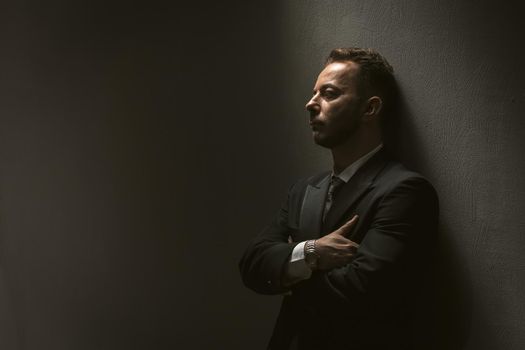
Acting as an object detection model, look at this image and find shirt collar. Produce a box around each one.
[332,143,383,183]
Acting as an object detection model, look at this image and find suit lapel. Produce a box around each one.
[298,172,331,239]
[322,149,389,233]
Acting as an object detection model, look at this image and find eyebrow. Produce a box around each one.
[313,83,341,94]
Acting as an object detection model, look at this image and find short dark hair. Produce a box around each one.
[325,47,396,116]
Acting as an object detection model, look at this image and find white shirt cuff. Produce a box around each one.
[285,241,312,284]
[291,241,307,262]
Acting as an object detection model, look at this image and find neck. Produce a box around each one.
[330,131,382,174]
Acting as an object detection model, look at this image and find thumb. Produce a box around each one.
[335,215,359,237]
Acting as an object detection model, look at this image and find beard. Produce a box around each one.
[312,117,361,149]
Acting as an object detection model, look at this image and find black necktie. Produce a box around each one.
[323,176,345,222]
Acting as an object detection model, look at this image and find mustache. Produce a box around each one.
[309,111,321,122]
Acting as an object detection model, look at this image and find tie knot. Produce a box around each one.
[328,176,345,197]
[323,176,345,223]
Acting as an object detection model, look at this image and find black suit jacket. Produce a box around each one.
[239,149,439,350]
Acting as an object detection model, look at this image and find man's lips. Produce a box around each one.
[309,121,323,130]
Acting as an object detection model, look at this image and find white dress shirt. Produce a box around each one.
[284,143,383,285]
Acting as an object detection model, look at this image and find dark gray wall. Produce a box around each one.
[0,1,524,350]
[274,2,525,350]
[0,1,286,349]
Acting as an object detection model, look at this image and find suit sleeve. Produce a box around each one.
[239,182,301,295]
[301,176,439,313]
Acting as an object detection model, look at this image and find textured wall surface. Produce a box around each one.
[272,1,525,349]
[0,1,523,349]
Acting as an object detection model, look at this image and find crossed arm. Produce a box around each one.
[239,176,439,309]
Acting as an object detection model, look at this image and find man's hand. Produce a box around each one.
[314,215,360,271]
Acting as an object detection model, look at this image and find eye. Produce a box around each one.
[322,88,340,100]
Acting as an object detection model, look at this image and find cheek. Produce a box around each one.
[324,104,349,125]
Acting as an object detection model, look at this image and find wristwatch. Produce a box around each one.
[304,239,319,270]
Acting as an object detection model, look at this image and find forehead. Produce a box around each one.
[314,61,360,89]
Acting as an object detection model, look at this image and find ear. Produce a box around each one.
[363,96,383,119]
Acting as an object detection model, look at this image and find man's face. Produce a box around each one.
[306,61,366,148]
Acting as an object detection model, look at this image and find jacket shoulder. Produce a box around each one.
[374,160,437,195]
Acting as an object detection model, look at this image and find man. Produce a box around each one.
[239,48,439,350]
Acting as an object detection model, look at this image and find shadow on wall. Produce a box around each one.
[384,83,472,349]
[413,222,472,349]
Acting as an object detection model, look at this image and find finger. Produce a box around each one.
[333,254,355,268]
[341,249,358,262]
[331,249,356,259]
[348,240,360,249]
[335,215,359,236]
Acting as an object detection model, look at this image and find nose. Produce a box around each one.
[305,95,320,115]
